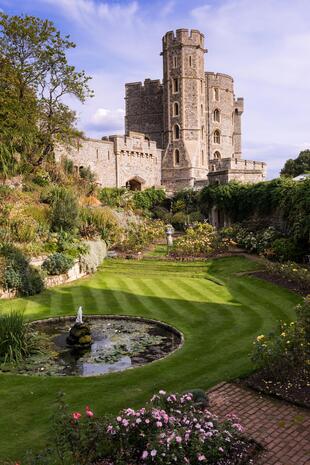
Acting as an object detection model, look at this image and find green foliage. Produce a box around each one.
[50,187,79,232]
[251,298,309,379]
[79,206,121,246]
[0,12,93,167]
[132,188,166,211]
[172,223,225,257]
[99,187,128,208]
[120,219,165,253]
[200,178,310,260]
[0,311,40,363]
[265,261,310,294]
[79,166,95,182]
[42,253,74,275]
[0,244,44,295]
[271,238,302,262]
[171,211,188,230]
[280,150,310,177]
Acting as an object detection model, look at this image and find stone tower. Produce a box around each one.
[161,29,208,191]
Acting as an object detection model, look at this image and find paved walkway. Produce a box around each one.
[208,383,310,465]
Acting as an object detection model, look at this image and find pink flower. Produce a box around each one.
[86,405,94,417]
[176,436,182,443]
[150,449,157,457]
[122,419,129,427]
[156,421,162,427]
[197,454,206,461]
[219,447,224,452]
[72,412,81,421]
[142,450,148,459]
[117,416,122,422]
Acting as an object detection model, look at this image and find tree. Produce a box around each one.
[0,13,93,166]
[280,150,310,177]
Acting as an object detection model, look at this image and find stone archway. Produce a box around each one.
[126,176,145,191]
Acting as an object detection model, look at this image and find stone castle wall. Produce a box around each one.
[55,132,162,189]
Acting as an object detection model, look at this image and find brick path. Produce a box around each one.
[208,383,310,465]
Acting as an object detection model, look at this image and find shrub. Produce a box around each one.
[99,187,128,208]
[171,211,188,230]
[79,207,122,246]
[25,391,251,465]
[79,166,96,182]
[120,219,165,253]
[172,223,224,257]
[271,237,302,262]
[132,188,166,211]
[0,311,41,364]
[50,187,79,232]
[0,245,44,296]
[265,261,310,294]
[42,253,74,275]
[251,298,309,380]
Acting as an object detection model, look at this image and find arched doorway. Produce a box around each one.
[125,176,145,191]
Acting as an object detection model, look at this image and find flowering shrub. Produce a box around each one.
[220,225,279,255]
[119,219,165,253]
[42,253,74,275]
[265,261,310,294]
[251,298,310,379]
[23,391,254,465]
[106,390,250,465]
[172,223,226,257]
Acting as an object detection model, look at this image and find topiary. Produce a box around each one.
[42,253,74,275]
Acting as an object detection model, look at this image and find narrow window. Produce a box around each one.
[96,148,99,160]
[175,149,180,165]
[174,124,180,140]
[189,55,192,67]
[213,109,220,122]
[214,87,219,101]
[201,126,204,138]
[201,150,204,165]
[201,104,203,114]
[213,130,220,144]
[173,102,179,116]
[173,78,179,93]
[214,151,221,159]
[173,55,177,68]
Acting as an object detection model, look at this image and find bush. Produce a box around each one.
[171,211,188,230]
[0,245,44,296]
[271,238,302,262]
[42,253,74,275]
[79,207,121,246]
[99,187,128,208]
[120,219,165,253]
[50,187,79,232]
[251,298,309,380]
[172,223,224,257]
[132,188,166,211]
[265,261,310,294]
[25,391,251,465]
[0,311,41,364]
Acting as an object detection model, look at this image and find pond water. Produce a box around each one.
[10,316,182,377]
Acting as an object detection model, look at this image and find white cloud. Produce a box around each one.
[88,107,125,133]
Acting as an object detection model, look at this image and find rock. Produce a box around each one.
[67,323,92,347]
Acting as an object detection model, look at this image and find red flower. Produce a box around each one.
[72,412,81,420]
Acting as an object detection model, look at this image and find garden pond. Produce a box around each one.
[1,316,182,376]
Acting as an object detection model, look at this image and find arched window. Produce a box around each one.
[173,78,179,93]
[173,102,179,116]
[214,151,221,159]
[213,109,220,122]
[175,149,180,165]
[174,124,180,140]
[213,130,220,144]
[214,87,219,101]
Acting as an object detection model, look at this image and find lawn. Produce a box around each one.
[0,256,300,461]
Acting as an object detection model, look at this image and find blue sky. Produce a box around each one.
[1,0,310,178]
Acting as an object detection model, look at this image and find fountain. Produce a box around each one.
[66,307,92,348]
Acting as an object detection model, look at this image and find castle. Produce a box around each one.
[56,29,266,192]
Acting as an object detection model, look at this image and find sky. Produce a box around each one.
[1,0,310,178]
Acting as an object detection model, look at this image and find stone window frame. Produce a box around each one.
[173,78,179,93]
[213,108,220,123]
[213,130,221,144]
[213,87,220,101]
[173,124,180,140]
[174,148,180,165]
[173,101,179,116]
[214,150,221,159]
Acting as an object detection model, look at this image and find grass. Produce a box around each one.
[0,256,300,461]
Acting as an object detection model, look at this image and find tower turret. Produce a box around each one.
[161,29,208,191]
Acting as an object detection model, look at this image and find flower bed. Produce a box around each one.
[23,391,259,465]
[244,298,310,408]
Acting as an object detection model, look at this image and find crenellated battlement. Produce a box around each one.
[125,79,163,95]
[163,28,205,49]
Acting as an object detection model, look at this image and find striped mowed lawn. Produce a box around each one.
[0,256,300,460]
